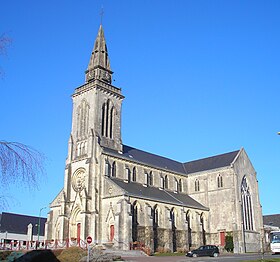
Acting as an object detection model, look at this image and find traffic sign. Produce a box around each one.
[86,236,92,244]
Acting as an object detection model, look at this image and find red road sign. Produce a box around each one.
[86,236,92,244]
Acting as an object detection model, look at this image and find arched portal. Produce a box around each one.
[69,207,82,241]
[54,221,61,241]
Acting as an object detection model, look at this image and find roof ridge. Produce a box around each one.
[184,150,240,174]
[184,149,240,164]
[123,144,183,164]
[164,190,185,205]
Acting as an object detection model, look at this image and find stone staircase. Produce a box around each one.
[79,248,147,262]
[103,249,147,257]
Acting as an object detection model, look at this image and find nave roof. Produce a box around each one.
[104,145,240,175]
[109,177,209,211]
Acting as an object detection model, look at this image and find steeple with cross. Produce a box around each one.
[72,25,124,154]
[85,24,113,84]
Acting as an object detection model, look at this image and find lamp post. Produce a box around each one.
[37,207,47,249]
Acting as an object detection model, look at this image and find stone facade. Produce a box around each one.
[45,25,263,254]
[186,149,263,253]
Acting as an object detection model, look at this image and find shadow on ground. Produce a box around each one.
[15,250,60,262]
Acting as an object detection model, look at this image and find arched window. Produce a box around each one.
[101,103,106,136]
[170,208,176,228]
[111,162,116,177]
[152,205,159,252]
[241,176,254,231]
[131,202,138,242]
[200,213,206,245]
[132,167,137,182]
[178,179,182,193]
[186,211,192,248]
[160,176,164,189]
[77,100,89,140]
[81,142,86,155]
[101,100,115,139]
[105,161,110,177]
[106,100,110,137]
[195,179,200,192]
[125,167,131,182]
[144,173,149,186]
[170,208,177,252]
[174,179,179,193]
[110,107,114,139]
[149,172,153,186]
[164,175,169,189]
[218,175,223,188]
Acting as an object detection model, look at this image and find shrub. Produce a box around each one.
[176,247,187,253]
[156,246,165,253]
[57,246,87,262]
[225,234,234,252]
[155,246,171,253]
[51,249,64,257]
[0,251,12,260]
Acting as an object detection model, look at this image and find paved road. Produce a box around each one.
[123,253,280,262]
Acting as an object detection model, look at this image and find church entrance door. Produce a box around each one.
[110,225,114,242]
[77,223,81,244]
[220,231,225,246]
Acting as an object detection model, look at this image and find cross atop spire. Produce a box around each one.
[85,25,112,84]
[100,7,104,25]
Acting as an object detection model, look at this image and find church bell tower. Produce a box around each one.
[47,25,124,242]
[69,25,124,160]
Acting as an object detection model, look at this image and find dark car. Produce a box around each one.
[186,245,219,257]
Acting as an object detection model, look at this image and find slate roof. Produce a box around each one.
[104,145,186,174]
[0,212,47,236]
[104,144,240,175]
[263,214,280,228]
[109,178,208,211]
[183,150,240,174]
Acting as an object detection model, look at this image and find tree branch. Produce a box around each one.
[0,141,45,189]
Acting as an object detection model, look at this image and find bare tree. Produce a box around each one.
[0,141,45,209]
[0,141,45,185]
[0,34,45,209]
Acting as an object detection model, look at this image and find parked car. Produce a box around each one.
[186,245,219,257]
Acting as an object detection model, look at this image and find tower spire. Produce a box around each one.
[85,25,112,83]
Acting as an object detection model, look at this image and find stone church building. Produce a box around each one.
[45,25,263,253]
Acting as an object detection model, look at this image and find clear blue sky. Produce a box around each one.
[1,0,279,218]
